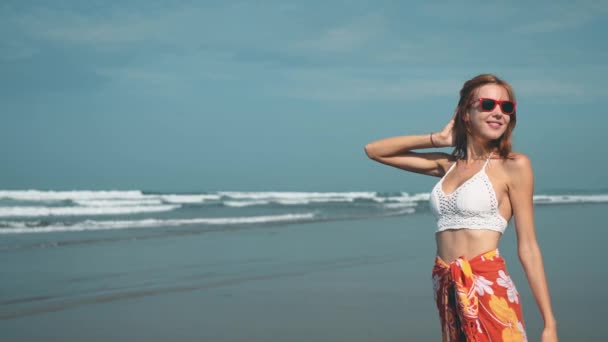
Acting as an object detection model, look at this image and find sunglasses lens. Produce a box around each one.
[480,99,496,111]
[501,101,515,114]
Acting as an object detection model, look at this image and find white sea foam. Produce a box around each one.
[533,194,608,204]
[0,205,180,218]
[223,200,271,207]
[0,212,317,234]
[1,190,606,210]
[383,202,418,209]
[382,207,416,215]
[160,194,221,203]
[74,199,164,207]
[219,192,362,207]
[0,190,219,205]
[362,192,424,204]
[218,191,421,206]
[409,192,432,201]
[0,190,147,201]
[216,192,608,205]
[218,191,378,201]
[0,189,446,208]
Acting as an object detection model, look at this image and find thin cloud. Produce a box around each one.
[514,10,595,33]
[267,67,461,102]
[1,1,606,105]
[265,66,608,103]
[513,1,607,33]
[13,6,195,44]
[290,14,386,53]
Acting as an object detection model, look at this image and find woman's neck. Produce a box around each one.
[464,145,495,163]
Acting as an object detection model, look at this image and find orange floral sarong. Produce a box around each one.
[432,249,527,342]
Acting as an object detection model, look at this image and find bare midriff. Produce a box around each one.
[435,228,502,263]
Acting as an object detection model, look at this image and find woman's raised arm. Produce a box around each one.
[364,112,456,177]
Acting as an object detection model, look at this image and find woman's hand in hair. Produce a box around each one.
[433,110,457,147]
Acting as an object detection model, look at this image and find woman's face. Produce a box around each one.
[464,84,512,141]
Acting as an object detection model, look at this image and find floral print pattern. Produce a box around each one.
[432,249,527,341]
[474,275,494,297]
[497,269,520,304]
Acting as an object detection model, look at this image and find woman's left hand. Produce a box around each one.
[540,326,558,342]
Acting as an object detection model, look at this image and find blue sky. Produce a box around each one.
[1,0,607,193]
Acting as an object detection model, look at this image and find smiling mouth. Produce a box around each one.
[487,122,502,128]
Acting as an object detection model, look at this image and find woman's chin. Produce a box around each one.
[480,132,504,142]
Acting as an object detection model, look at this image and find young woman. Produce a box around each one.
[364,74,557,341]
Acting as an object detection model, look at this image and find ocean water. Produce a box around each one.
[1,189,607,340]
[1,189,605,237]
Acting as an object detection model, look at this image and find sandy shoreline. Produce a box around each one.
[1,204,606,340]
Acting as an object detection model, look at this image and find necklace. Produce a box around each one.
[459,151,494,167]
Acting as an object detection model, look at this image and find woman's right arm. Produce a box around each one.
[364,114,456,177]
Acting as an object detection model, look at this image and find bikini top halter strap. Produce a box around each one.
[483,151,493,170]
[448,151,494,172]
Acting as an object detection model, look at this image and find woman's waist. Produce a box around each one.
[435,228,501,264]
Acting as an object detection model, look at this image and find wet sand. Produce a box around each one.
[1,204,605,341]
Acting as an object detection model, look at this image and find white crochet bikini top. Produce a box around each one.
[429,152,509,234]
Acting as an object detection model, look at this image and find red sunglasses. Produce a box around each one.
[472,98,516,115]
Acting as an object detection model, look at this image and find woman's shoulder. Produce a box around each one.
[500,151,534,175]
[501,151,531,164]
